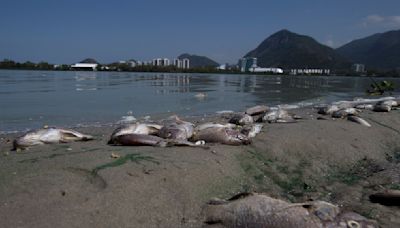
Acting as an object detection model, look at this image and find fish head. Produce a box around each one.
[327,212,378,228]
[158,126,187,140]
[226,129,251,145]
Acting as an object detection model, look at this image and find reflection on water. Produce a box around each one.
[1,70,399,133]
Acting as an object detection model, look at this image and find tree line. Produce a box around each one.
[1,59,399,77]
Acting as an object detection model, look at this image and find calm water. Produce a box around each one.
[1,70,399,133]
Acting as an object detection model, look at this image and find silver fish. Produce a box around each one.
[317,105,339,115]
[195,123,236,132]
[263,109,296,123]
[203,193,378,228]
[331,108,358,118]
[245,105,269,116]
[157,116,194,140]
[355,104,374,110]
[13,128,93,150]
[110,133,168,147]
[347,116,371,127]
[111,133,205,148]
[192,127,251,145]
[108,123,162,144]
[373,101,392,112]
[229,113,254,126]
[241,124,263,138]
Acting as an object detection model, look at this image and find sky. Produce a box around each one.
[1,0,400,64]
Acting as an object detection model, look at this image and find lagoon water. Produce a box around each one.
[1,70,399,133]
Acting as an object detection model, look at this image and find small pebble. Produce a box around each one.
[110,152,120,159]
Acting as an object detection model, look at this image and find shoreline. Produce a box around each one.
[1,68,400,78]
[1,104,400,227]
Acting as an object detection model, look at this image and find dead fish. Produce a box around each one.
[245,105,269,116]
[263,109,296,123]
[110,134,168,147]
[203,192,378,228]
[108,123,162,144]
[317,105,339,115]
[229,113,254,126]
[392,98,400,106]
[157,116,194,140]
[192,127,251,145]
[355,104,374,110]
[195,123,236,132]
[333,96,395,108]
[382,100,398,107]
[328,212,379,228]
[13,128,93,150]
[331,108,358,118]
[373,101,392,112]
[347,116,371,127]
[241,124,263,138]
[110,133,205,148]
[369,189,400,206]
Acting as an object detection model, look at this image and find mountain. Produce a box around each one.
[245,29,350,69]
[178,53,219,68]
[336,30,400,70]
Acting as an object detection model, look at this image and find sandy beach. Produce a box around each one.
[1,107,400,227]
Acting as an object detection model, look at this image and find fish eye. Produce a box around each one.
[347,220,360,228]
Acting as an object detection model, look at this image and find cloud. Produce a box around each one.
[365,15,384,24]
[325,39,335,48]
[324,34,334,47]
[362,14,400,28]
[325,39,334,47]
[390,16,400,24]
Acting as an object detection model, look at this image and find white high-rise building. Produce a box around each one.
[173,58,182,68]
[152,58,171,67]
[163,58,170,66]
[182,58,190,69]
[152,58,161,66]
[238,57,257,72]
[173,58,190,69]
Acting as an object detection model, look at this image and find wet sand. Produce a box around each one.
[1,108,400,227]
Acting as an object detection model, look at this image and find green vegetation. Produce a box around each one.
[0,59,56,70]
[327,157,382,185]
[0,58,240,73]
[367,79,395,95]
[236,148,315,199]
[177,53,219,68]
[18,148,102,163]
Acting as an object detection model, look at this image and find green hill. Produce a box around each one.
[178,53,219,68]
[336,30,400,70]
[245,29,350,70]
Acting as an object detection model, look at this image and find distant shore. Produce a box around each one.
[1,65,400,77]
[1,107,400,227]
